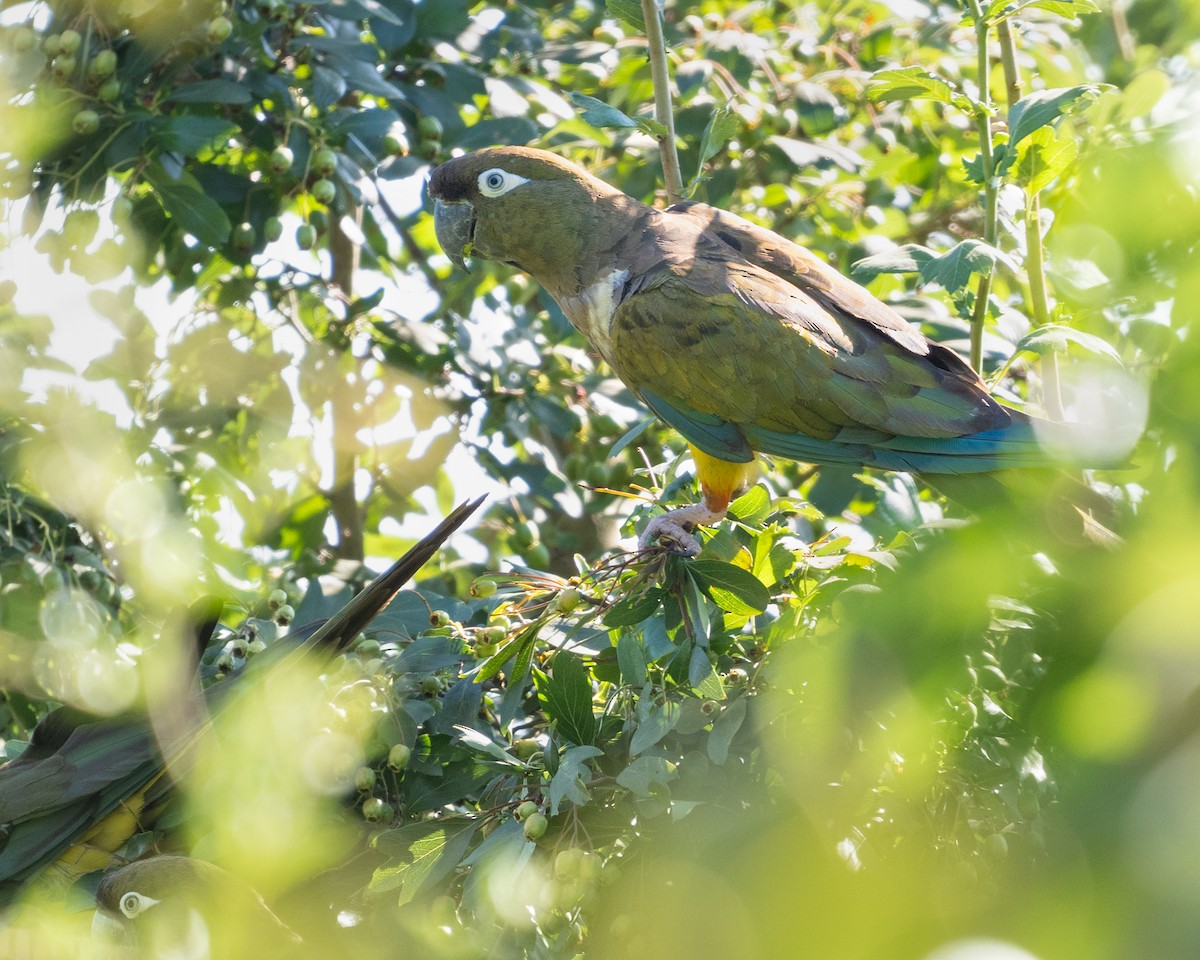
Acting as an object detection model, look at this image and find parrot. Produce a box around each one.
[0,497,483,906]
[428,147,1115,555]
[92,855,302,959]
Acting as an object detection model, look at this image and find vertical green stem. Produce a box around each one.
[996,18,1062,417]
[329,206,366,562]
[640,0,684,203]
[965,0,997,373]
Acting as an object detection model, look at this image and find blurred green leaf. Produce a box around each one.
[1008,85,1102,147]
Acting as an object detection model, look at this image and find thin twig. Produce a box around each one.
[965,0,998,373]
[640,0,684,202]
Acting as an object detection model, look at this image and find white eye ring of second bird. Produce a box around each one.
[477,168,530,197]
[119,891,160,918]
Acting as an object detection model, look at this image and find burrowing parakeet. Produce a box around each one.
[0,500,482,903]
[429,147,1100,554]
[93,855,301,959]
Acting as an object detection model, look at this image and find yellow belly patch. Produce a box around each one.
[688,445,757,509]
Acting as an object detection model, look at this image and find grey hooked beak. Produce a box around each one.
[433,198,475,270]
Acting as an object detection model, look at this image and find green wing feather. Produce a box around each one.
[608,212,1059,475]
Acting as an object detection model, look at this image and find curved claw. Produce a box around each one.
[638,502,730,557]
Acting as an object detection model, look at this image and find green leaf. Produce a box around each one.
[919,239,1015,294]
[1016,126,1078,194]
[452,724,523,765]
[165,79,253,104]
[867,67,968,110]
[851,243,938,282]
[537,652,597,746]
[728,484,772,525]
[1008,85,1100,147]
[616,756,678,797]
[629,700,680,755]
[547,744,603,814]
[605,590,662,627]
[145,168,231,246]
[164,116,238,157]
[752,533,796,588]
[369,821,477,904]
[1012,324,1122,362]
[475,624,538,683]
[688,646,725,701]
[616,631,648,686]
[696,103,738,175]
[606,0,646,30]
[986,0,1099,20]
[634,116,670,140]
[707,698,747,765]
[687,559,771,615]
[569,92,639,130]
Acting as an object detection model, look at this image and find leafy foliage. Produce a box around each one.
[0,0,1197,958]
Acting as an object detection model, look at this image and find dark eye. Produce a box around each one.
[485,172,504,190]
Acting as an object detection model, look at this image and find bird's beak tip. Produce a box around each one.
[433,198,476,274]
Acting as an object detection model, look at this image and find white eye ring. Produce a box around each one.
[119,891,160,919]
[477,168,529,198]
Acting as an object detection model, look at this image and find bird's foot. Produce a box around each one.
[639,503,729,557]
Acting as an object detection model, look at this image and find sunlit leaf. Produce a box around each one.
[1008,85,1102,147]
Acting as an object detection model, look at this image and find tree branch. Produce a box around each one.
[328,206,366,562]
[640,0,684,203]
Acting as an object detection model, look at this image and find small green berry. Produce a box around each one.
[523,811,548,841]
[273,602,294,626]
[417,115,443,140]
[58,29,81,54]
[419,675,444,696]
[387,744,411,771]
[232,221,255,249]
[429,609,451,628]
[295,224,316,249]
[514,738,540,760]
[11,26,36,53]
[354,766,377,792]
[553,587,581,615]
[52,54,77,81]
[87,49,117,79]
[42,33,61,57]
[382,131,409,156]
[97,78,120,102]
[263,216,283,241]
[72,109,99,135]
[311,177,336,204]
[247,638,268,656]
[311,147,337,176]
[554,848,584,881]
[514,800,539,822]
[355,637,381,657]
[207,15,233,43]
[267,587,288,610]
[362,797,393,823]
[269,145,293,173]
[483,625,506,644]
[471,578,497,599]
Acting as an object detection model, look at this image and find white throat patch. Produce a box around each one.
[563,269,628,366]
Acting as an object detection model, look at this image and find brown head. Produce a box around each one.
[427,146,648,300]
